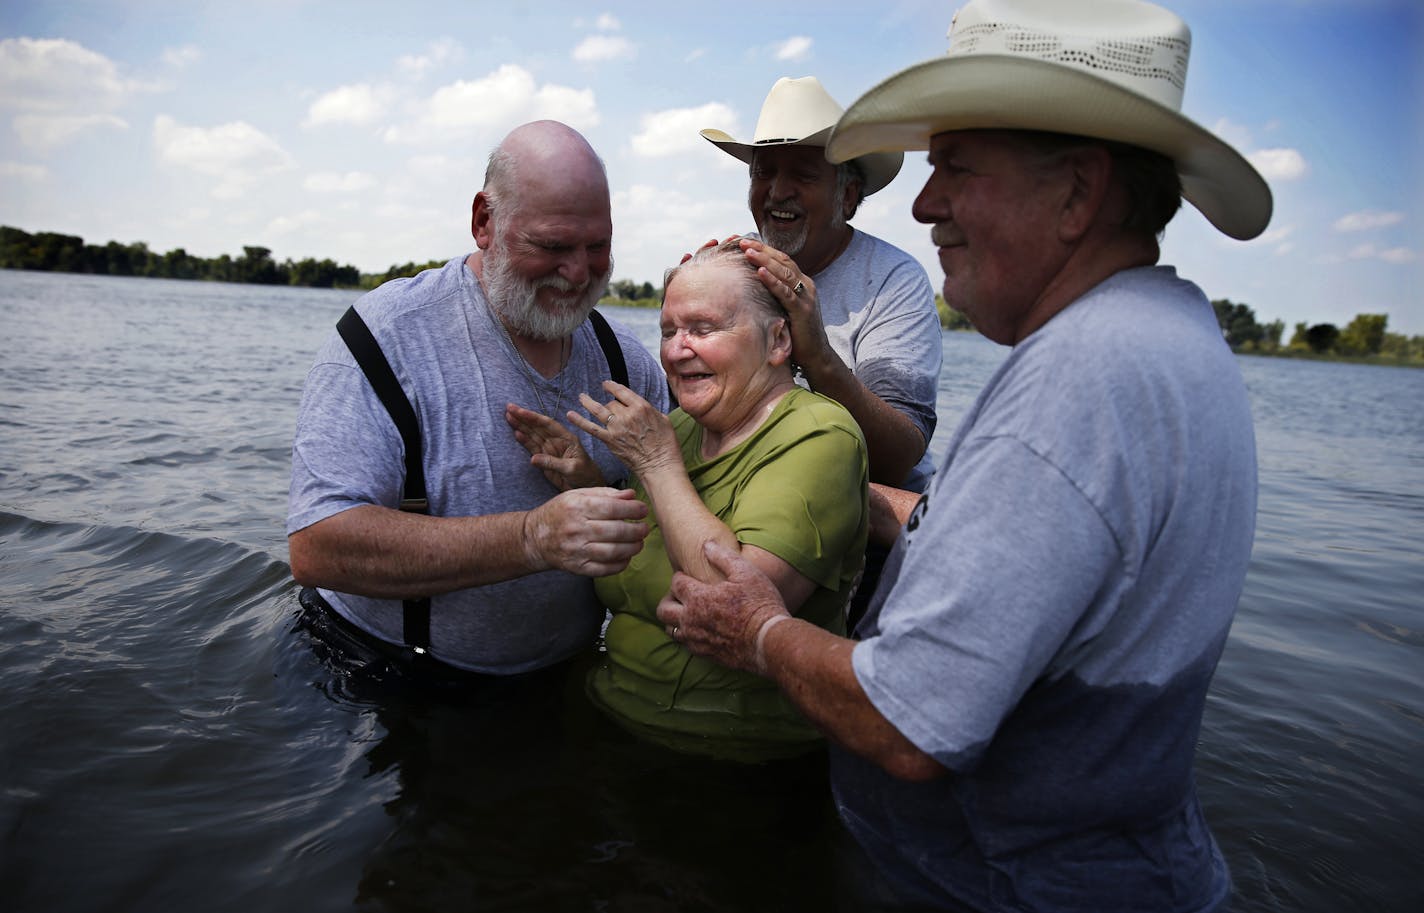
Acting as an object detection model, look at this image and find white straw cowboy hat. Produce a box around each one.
[701,76,904,196]
[825,0,1272,240]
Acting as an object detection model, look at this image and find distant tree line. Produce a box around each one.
[5,225,1417,365]
[1212,299,1422,365]
[0,225,453,291]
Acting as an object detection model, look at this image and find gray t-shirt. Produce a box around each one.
[837,267,1256,912]
[756,228,942,491]
[287,255,669,674]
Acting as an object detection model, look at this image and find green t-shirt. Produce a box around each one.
[590,387,869,760]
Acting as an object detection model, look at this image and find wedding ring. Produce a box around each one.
[672,625,680,638]
[792,280,805,296]
[604,411,615,424]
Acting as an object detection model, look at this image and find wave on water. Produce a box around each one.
[0,509,402,913]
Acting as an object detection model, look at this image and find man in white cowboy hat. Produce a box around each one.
[660,2,1270,910]
[700,76,942,495]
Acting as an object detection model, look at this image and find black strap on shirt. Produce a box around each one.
[336,306,432,653]
[334,304,628,654]
[587,308,627,387]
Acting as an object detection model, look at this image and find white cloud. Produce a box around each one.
[387,65,598,142]
[1211,121,1306,182]
[0,37,137,112]
[573,35,635,63]
[631,102,740,158]
[153,114,294,199]
[1347,243,1416,264]
[162,45,200,68]
[13,113,127,150]
[267,209,325,234]
[1210,118,1254,151]
[1254,225,1295,255]
[1334,210,1405,232]
[686,48,707,63]
[0,160,48,181]
[404,153,462,184]
[596,13,622,31]
[304,171,376,193]
[396,38,461,77]
[305,83,389,127]
[613,182,748,278]
[1249,147,1308,181]
[530,83,600,126]
[774,36,813,62]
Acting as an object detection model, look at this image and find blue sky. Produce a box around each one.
[3,0,1420,334]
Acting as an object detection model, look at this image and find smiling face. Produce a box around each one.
[748,145,855,275]
[660,261,790,435]
[473,124,614,340]
[911,130,1073,345]
[480,202,612,340]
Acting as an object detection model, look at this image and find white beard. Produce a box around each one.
[757,218,808,257]
[482,241,612,341]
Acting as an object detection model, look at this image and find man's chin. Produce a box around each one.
[758,227,806,256]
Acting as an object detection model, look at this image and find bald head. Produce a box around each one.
[469,121,614,341]
[484,120,608,218]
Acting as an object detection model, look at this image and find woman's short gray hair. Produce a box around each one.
[662,239,787,330]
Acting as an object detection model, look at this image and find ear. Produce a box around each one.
[1057,145,1113,243]
[765,317,794,366]
[471,191,495,250]
[839,173,863,221]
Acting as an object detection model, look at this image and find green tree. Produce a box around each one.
[1259,319,1285,351]
[1380,333,1424,362]
[237,246,280,284]
[1303,323,1340,354]
[607,278,638,300]
[162,247,199,280]
[936,294,972,331]
[1337,313,1388,356]
[1212,299,1263,349]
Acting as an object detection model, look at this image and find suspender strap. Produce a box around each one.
[587,308,627,387]
[587,306,675,406]
[336,307,428,510]
[333,304,632,657]
[336,306,431,653]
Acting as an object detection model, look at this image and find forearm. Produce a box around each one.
[799,355,926,486]
[288,504,540,599]
[763,618,946,782]
[868,483,924,548]
[639,464,740,582]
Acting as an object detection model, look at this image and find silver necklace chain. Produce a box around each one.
[489,303,570,416]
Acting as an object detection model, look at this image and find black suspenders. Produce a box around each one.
[335,305,628,655]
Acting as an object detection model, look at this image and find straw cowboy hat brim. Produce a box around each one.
[826,54,1272,241]
[700,128,905,197]
[700,75,904,197]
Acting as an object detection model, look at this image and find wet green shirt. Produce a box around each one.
[590,387,868,760]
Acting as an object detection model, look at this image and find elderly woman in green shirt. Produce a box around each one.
[508,239,867,760]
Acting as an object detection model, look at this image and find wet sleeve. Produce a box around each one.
[851,435,1120,771]
[850,260,942,443]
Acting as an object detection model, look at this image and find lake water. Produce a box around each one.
[1,269,1419,912]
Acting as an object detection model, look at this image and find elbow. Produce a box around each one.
[867,434,926,488]
[880,747,948,783]
[287,532,324,587]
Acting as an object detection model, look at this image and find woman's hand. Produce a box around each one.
[505,403,607,491]
[569,381,681,479]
